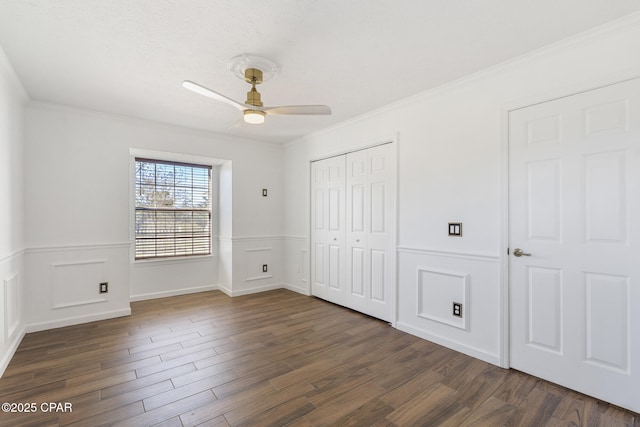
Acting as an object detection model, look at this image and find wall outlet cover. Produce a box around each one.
[453,302,462,317]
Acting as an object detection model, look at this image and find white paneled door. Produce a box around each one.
[311,143,395,322]
[311,155,346,305]
[345,144,395,321]
[509,78,640,413]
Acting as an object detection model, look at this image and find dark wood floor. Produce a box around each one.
[0,290,637,427]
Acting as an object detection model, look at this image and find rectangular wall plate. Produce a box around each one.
[262,189,268,197]
[262,264,268,273]
[452,302,462,317]
[99,282,109,293]
[448,222,462,236]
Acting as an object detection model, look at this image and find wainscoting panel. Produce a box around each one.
[397,247,501,365]
[283,236,310,295]
[0,250,25,378]
[245,247,274,282]
[417,267,469,330]
[130,246,217,302]
[51,259,108,309]
[3,273,19,343]
[25,243,130,332]
[229,237,284,296]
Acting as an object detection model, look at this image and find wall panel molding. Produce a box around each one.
[25,243,130,331]
[50,259,108,309]
[0,250,25,379]
[28,242,130,254]
[398,246,499,262]
[300,248,309,285]
[417,267,469,330]
[282,237,310,295]
[0,249,26,265]
[397,247,501,366]
[232,235,285,242]
[228,236,284,295]
[283,235,308,241]
[245,247,274,282]
[3,273,20,342]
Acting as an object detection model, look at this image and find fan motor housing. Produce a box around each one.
[244,68,264,106]
[246,87,263,106]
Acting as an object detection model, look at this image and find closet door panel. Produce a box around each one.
[370,249,386,302]
[370,182,386,233]
[366,144,395,321]
[350,247,365,297]
[310,161,327,298]
[351,185,365,232]
[324,156,346,304]
[346,150,369,313]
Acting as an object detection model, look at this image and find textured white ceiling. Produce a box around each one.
[1,1,639,143]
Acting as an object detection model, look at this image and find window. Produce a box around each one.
[135,158,212,259]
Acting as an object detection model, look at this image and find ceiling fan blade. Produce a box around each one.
[182,80,245,111]
[263,105,332,115]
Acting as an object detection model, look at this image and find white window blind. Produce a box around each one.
[135,158,212,259]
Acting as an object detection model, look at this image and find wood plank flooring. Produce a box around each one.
[0,289,637,426]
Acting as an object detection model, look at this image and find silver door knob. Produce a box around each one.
[513,248,531,257]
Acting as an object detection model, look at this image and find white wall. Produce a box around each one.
[23,102,285,329]
[282,16,640,365]
[0,45,27,376]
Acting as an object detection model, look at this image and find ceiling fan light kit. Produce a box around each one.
[244,109,266,124]
[183,54,331,125]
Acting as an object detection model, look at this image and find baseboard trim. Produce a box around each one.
[25,308,132,333]
[228,283,284,297]
[0,324,26,378]
[168,283,309,298]
[219,283,291,297]
[396,321,501,367]
[282,283,311,296]
[217,284,232,297]
[130,284,218,302]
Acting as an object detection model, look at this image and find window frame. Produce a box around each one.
[130,150,220,263]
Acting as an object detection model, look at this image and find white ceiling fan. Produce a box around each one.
[183,56,331,125]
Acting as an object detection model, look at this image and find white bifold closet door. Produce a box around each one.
[311,143,395,322]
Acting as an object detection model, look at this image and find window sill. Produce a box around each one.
[132,254,215,267]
